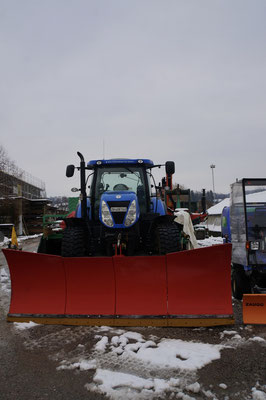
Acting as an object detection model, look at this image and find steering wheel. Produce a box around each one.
[113,183,129,191]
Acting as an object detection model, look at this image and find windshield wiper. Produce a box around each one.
[124,167,139,179]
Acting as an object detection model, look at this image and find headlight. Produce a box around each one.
[101,200,114,227]
[124,200,137,227]
[250,241,260,251]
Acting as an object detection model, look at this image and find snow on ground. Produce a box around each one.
[252,388,266,400]
[52,328,224,399]
[0,233,42,247]
[0,267,10,294]
[0,236,10,246]
[80,332,223,399]
[94,333,222,371]
[85,369,185,400]
[33,326,263,400]
[13,321,39,330]
[197,236,223,247]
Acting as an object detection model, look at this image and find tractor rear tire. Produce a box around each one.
[231,264,251,300]
[155,223,181,255]
[61,226,86,257]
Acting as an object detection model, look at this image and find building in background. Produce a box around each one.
[206,198,230,236]
[0,168,49,236]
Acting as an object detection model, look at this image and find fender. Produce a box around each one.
[150,197,167,216]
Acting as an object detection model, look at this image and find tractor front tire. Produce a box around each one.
[231,264,251,300]
[61,227,86,257]
[155,223,181,255]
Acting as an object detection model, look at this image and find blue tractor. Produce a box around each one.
[62,152,182,257]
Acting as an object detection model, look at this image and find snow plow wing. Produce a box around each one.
[2,244,234,327]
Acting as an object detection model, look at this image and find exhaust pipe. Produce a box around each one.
[77,152,87,219]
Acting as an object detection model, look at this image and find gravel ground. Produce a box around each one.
[0,237,265,400]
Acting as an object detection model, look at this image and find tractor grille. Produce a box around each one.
[107,201,130,225]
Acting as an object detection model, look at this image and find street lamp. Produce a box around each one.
[210,164,215,197]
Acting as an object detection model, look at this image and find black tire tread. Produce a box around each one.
[231,264,251,300]
[61,227,86,257]
[155,223,181,255]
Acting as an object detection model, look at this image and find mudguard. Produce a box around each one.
[2,244,234,326]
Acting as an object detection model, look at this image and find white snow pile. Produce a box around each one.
[220,330,242,341]
[0,236,10,246]
[197,236,223,247]
[13,321,39,330]
[101,334,222,371]
[86,368,211,400]
[0,233,41,247]
[57,359,97,371]
[252,387,266,400]
[85,369,187,400]
[249,336,266,343]
[17,234,42,242]
[0,268,10,293]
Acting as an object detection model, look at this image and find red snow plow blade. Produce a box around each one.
[2,244,234,327]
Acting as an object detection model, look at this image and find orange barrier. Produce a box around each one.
[3,249,66,315]
[167,244,233,316]
[243,294,266,324]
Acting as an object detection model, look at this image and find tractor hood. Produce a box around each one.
[99,191,140,228]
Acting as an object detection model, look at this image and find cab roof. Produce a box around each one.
[87,159,154,168]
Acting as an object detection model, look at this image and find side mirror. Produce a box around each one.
[66,165,75,177]
[165,161,175,175]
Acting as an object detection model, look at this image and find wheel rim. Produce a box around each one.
[232,278,236,294]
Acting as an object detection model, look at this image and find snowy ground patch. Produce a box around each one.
[249,336,266,343]
[0,233,42,248]
[0,267,10,293]
[13,321,39,330]
[99,333,223,371]
[57,359,97,371]
[252,387,266,400]
[197,236,223,247]
[58,330,224,399]
[86,368,207,400]
[0,236,10,246]
[11,321,266,400]
[86,368,186,400]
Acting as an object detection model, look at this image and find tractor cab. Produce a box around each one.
[88,159,154,223]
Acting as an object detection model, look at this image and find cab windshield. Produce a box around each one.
[93,166,148,216]
[244,180,266,241]
[246,205,266,241]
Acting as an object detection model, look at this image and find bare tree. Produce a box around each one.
[0,144,9,172]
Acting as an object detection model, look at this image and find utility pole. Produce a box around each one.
[210,164,216,200]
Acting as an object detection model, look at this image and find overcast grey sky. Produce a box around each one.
[1,0,266,196]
